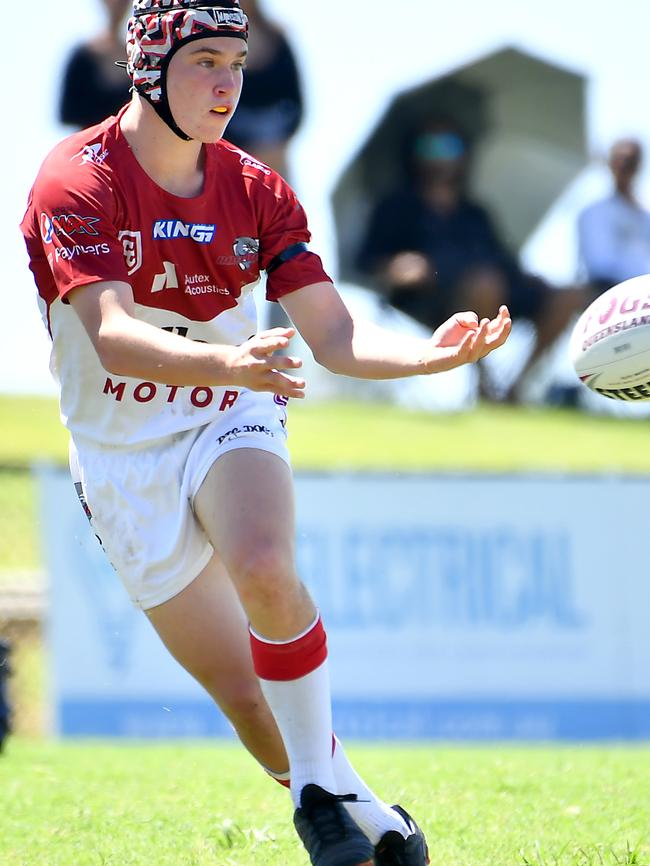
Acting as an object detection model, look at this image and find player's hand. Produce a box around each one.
[230,327,306,398]
[422,305,512,374]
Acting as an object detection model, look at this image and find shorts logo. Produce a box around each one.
[40,212,100,244]
[217,424,274,446]
[71,143,109,166]
[233,236,259,271]
[118,230,143,275]
[153,220,216,244]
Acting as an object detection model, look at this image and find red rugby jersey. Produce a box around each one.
[21,108,331,446]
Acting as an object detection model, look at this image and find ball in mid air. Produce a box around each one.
[570,275,650,401]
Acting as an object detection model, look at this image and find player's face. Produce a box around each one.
[166,37,246,143]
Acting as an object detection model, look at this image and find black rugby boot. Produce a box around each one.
[293,783,375,866]
[374,805,429,866]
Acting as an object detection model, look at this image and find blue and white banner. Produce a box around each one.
[37,465,650,739]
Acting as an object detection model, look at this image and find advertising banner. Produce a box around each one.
[37,465,650,739]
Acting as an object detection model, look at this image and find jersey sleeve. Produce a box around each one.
[21,153,129,302]
[253,173,333,302]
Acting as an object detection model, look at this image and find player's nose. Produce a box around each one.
[213,68,238,94]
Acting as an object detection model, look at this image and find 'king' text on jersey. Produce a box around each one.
[152,220,216,244]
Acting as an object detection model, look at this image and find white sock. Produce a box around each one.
[331,736,410,845]
[264,737,412,844]
[250,615,337,807]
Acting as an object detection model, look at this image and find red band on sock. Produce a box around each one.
[274,777,291,789]
[250,616,328,681]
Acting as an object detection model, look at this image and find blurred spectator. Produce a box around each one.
[225,0,303,180]
[0,638,11,753]
[578,138,650,295]
[357,117,586,401]
[59,0,132,129]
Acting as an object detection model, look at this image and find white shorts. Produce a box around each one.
[69,390,290,610]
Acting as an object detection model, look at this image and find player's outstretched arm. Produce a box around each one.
[68,280,306,398]
[281,281,511,380]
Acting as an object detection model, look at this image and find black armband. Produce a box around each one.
[265,242,309,275]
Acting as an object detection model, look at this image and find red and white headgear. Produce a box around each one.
[126,0,249,140]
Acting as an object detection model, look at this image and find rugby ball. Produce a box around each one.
[570,275,650,401]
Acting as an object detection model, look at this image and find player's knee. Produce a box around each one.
[228,542,295,599]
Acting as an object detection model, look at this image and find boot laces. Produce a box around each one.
[305,791,359,846]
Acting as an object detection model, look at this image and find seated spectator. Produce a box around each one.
[0,639,11,753]
[357,117,586,401]
[225,0,303,180]
[578,138,650,295]
[59,0,132,129]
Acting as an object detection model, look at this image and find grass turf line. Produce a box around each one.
[3,394,650,573]
[1,741,649,866]
[3,394,650,472]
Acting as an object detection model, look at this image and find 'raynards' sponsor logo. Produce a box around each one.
[41,212,101,244]
[55,242,111,261]
[153,220,216,244]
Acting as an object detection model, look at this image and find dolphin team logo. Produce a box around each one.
[233,236,259,271]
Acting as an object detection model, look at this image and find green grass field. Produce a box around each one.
[2,741,649,866]
[3,394,650,472]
